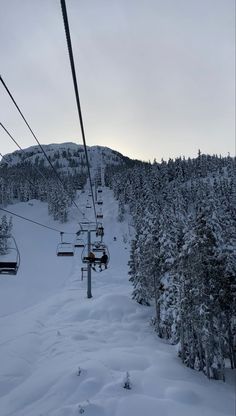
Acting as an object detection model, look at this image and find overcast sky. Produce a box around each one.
[0,0,235,161]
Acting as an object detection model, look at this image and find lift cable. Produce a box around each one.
[0,207,76,235]
[60,0,98,228]
[0,123,89,228]
[0,123,48,181]
[0,75,84,219]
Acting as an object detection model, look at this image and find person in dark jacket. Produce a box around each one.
[99,251,108,271]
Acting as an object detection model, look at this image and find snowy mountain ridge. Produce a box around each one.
[1,142,129,174]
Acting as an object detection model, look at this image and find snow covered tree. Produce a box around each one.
[0,215,13,255]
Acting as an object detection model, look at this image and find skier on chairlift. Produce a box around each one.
[99,251,108,271]
[88,251,95,263]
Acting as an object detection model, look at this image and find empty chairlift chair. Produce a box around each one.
[0,235,20,275]
[92,241,106,253]
[57,232,74,256]
[74,237,85,248]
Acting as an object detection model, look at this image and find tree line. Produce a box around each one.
[106,152,236,381]
[0,161,87,223]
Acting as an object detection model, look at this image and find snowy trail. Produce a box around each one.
[0,188,235,416]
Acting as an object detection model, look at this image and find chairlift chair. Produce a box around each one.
[92,241,106,252]
[74,237,85,248]
[81,244,110,270]
[0,235,20,275]
[97,201,103,205]
[96,224,104,237]
[57,243,74,256]
[56,232,74,256]
[97,213,103,219]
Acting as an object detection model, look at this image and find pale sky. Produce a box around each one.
[0,0,235,162]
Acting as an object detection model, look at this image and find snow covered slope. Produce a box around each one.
[0,188,234,416]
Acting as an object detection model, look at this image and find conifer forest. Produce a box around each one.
[106,152,236,381]
[0,147,235,382]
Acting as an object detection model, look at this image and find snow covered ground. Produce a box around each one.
[0,188,235,416]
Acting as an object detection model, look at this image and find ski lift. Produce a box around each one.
[97,213,103,219]
[97,200,103,205]
[57,232,74,256]
[92,241,106,252]
[0,235,20,275]
[74,236,85,248]
[97,188,102,193]
[96,224,104,237]
[86,205,92,209]
[81,243,110,270]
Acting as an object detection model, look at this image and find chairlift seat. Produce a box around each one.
[92,242,106,252]
[74,238,85,248]
[93,247,105,252]
[57,243,74,256]
[83,257,102,264]
[75,242,85,248]
[0,237,20,275]
[97,214,103,219]
[0,261,17,274]
[97,201,103,205]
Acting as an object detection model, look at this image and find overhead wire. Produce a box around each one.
[0,122,49,181]
[0,207,76,234]
[60,0,98,228]
[0,123,89,227]
[0,75,85,219]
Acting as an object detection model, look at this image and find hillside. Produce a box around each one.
[1,143,128,174]
[0,187,234,416]
[0,143,132,222]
